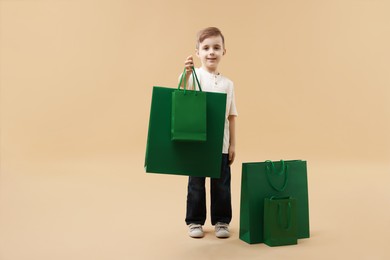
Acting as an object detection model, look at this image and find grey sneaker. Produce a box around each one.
[188,224,204,238]
[215,222,230,238]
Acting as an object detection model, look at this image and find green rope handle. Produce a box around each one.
[177,67,203,93]
[191,66,202,91]
[178,68,187,92]
[265,160,289,192]
[278,201,292,230]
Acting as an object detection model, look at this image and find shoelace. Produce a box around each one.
[216,223,229,232]
[189,224,202,231]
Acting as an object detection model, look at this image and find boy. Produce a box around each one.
[180,27,238,238]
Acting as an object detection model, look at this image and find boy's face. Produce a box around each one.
[196,35,225,73]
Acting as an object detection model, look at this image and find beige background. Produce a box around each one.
[1,0,389,259]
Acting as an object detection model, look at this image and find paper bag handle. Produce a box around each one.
[178,66,203,92]
[278,201,292,230]
[265,160,289,192]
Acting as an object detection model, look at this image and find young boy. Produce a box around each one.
[180,27,238,238]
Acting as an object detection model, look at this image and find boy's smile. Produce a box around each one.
[196,35,226,73]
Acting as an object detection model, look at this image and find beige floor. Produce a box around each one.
[1,153,389,260]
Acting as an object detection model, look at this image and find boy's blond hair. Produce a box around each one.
[196,27,225,49]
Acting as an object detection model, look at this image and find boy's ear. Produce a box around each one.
[223,49,227,55]
[195,49,199,57]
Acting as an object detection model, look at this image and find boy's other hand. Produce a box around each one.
[184,55,194,74]
[228,146,235,165]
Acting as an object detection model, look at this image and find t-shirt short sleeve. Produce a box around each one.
[229,83,238,116]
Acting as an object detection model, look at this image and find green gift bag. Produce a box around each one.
[239,160,310,244]
[172,68,206,141]
[144,69,227,178]
[264,196,298,247]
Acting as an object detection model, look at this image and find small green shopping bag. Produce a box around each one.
[171,67,206,141]
[264,196,298,247]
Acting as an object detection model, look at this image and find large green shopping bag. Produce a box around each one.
[239,160,310,244]
[144,70,227,178]
[171,68,206,141]
[264,196,298,247]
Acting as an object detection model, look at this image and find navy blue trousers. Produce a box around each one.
[185,154,232,225]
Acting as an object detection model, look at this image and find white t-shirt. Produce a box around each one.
[181,67,238,154]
